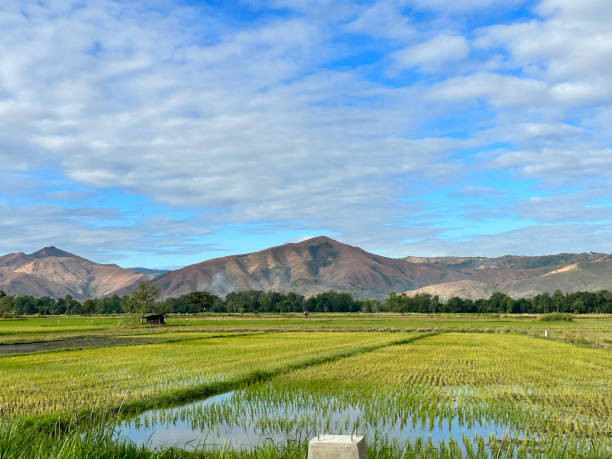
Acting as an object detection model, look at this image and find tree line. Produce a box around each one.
[0,285,611,317]
[385,290,612,314]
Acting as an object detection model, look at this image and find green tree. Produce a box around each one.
[571,297,585,314]
[488,292,511,313]
[552,289,564,312]
[81,299,96,315]
[126,282,160,314]
[35,296,55,315]
[184,291,221,313]
[98,295,122,314]
[51,297,67,315]
[0,295,13,317]
[431,295,440,314]
[13,296,36,315]
[64,295,82,315]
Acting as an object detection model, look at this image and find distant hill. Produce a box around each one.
[153,236,464,299]
[403,280,496,301]
[129,267,169,277]
[404,252,611,300]
[0,247,152,300]
[404,253,606,271]
[499,256,612,298]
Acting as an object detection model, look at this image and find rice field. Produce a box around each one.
[121,333,612,456]
[0,331,412,416]
[1,313,610,348]
[0,314,610,457]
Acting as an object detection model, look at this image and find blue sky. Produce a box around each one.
[1,0,612,268]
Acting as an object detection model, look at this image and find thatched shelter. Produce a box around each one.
[142,313,165,325]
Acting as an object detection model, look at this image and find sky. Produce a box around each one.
[1,0,612,268]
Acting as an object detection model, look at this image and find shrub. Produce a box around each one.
[538,312,573,322]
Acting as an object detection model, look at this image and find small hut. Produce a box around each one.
[142,313,165,325]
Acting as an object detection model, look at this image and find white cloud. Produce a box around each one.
[1,0,612,261]
[536,0,612,22]
[0,202,216,263]
[400,224,612,257]
[492,148,612,182]
[0,0,472,259]
[474,0,612,107]
[514,193,612,223]
[515,122,582,141]
[455,186,503,197]
[390,35,469,73]
[407,0,525,13]
[428,73,549,107]
[345,1,416,40]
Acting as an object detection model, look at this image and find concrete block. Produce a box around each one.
[308,434,367,459]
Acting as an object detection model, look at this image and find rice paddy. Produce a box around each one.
[0,314,610,457]
[119,333,612,456]
[0,331,410,416]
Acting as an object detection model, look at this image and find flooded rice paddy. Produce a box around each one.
[118,386,524,452]
[117,333,612,456]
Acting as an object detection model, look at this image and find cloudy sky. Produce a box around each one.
[1,0,611,268]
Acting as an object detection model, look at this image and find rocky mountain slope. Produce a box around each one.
[0,247,152,300]
[404,252,611,300]
[153,236,464,299]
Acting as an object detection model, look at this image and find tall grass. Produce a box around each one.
[538,313,574,322]
[1,420,610,459]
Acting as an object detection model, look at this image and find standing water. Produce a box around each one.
[116,386,523,452]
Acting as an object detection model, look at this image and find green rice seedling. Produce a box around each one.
[0,332,413,417]
[123,333,611,457]
[2,315,611,457]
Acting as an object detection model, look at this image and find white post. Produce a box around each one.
[308,434,366,459]
[544,330,548,338]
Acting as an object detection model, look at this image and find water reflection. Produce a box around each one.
[117,389,516,451]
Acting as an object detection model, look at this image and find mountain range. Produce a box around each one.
[403,252,611,300]
[0,247,152,300]
[1,237,611,300]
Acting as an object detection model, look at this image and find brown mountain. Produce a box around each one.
[404,252,611,300]
[154,236,465,299]
[404,253,606,271]
[3,241,610,301]
[0,247,152,300]
[499,256,612,298]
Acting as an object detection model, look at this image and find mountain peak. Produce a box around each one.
[295,236,341,246]
[29,246,77,259]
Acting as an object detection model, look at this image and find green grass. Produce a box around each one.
[538,312,574,321]
[0,316,122,335]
